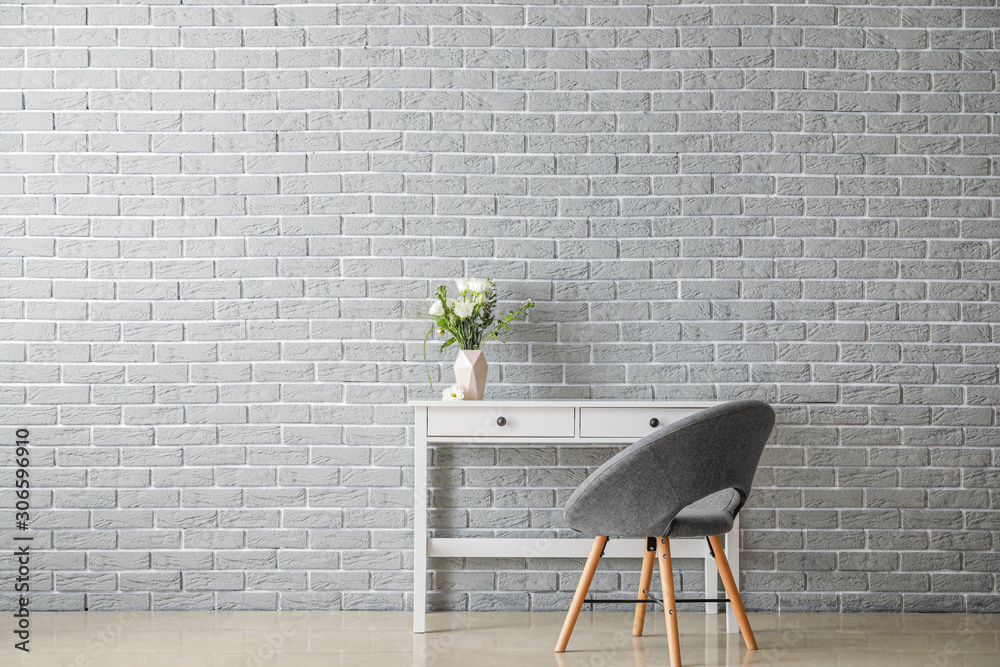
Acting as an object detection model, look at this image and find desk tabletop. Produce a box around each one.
[408,399,722,408]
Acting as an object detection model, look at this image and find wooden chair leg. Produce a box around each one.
[633,540,656,636]
[656,537,682,667]
[555,536,607,653]
[708,535,757,650]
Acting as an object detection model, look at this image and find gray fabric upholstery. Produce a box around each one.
[666,488,741,538]
[564,400,775,539]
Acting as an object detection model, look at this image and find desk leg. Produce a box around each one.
[705,540,718,615]
[725,514,739,634]
[414,407,428,633]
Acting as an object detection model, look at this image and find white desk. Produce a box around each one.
[412,399,741,634]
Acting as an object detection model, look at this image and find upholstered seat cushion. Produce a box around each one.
[665,488,741,538]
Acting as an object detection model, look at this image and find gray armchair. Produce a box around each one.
[554,400,775,666]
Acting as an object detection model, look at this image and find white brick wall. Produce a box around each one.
[1,1,999,613]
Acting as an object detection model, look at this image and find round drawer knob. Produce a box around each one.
[650,418,659,428]
[497,417,507,427]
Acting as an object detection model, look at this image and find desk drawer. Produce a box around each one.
[580,407,699,439]
[427,406,575,438]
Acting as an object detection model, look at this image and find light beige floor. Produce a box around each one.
[4,610,999,666]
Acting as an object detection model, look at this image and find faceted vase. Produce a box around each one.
[454,350,488,400]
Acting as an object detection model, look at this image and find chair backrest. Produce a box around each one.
[564,400,775,538]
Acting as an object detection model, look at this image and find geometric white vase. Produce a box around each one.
[453,349,488,400]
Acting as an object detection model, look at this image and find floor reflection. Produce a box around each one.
[550,614,756,667]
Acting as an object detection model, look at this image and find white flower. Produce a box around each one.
[453,299,475,319]
[455,277,469,293]
[467,278,487,293]
[428,301,445,317]
[443,384,465,401]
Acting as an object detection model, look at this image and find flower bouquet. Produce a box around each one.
[424,278,534,399]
